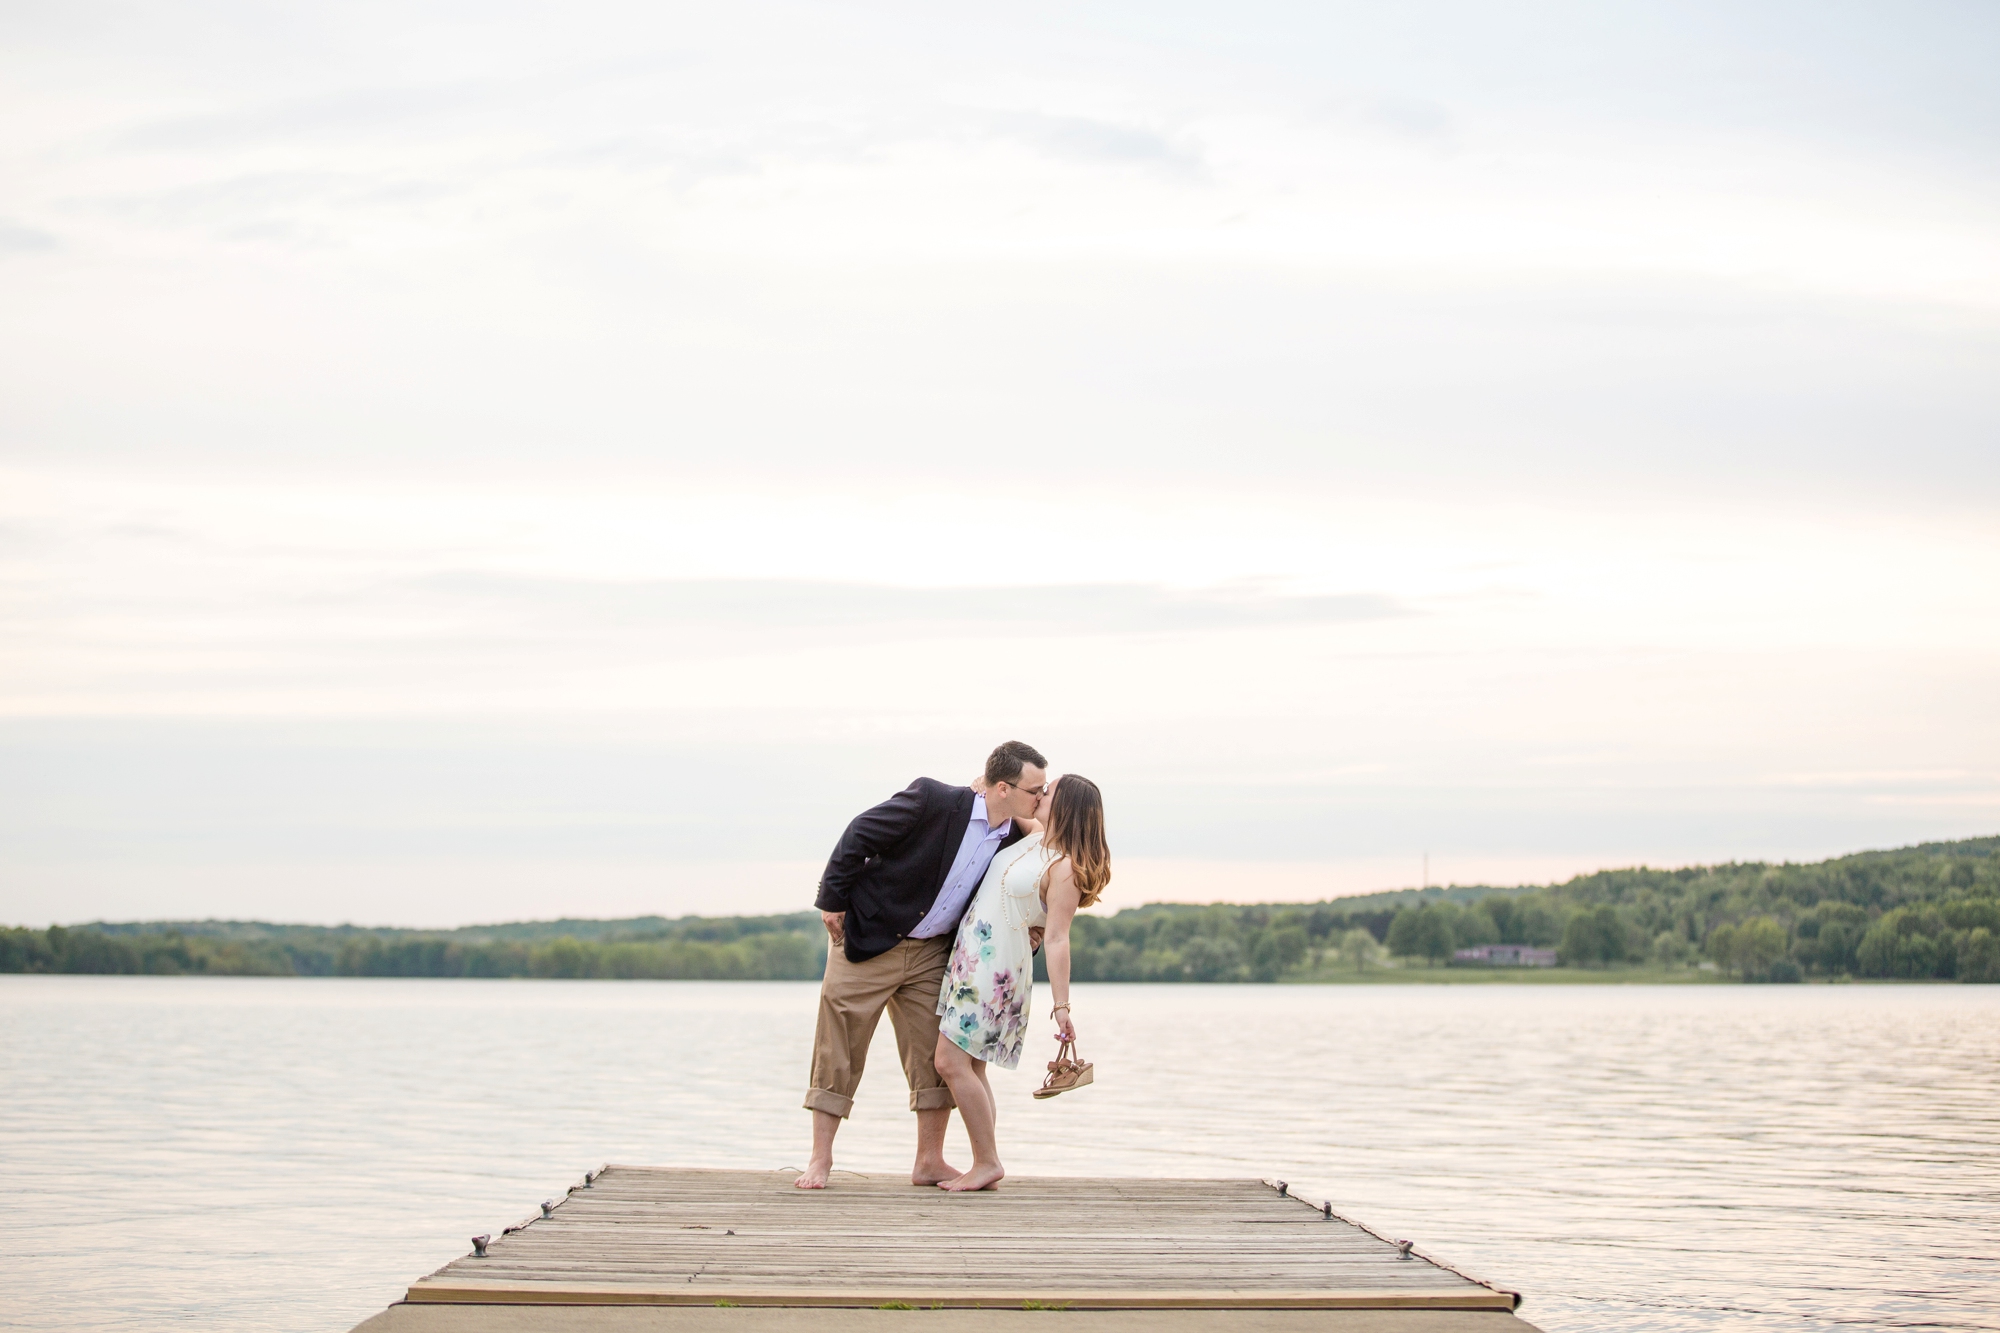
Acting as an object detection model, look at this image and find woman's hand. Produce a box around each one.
[1053,1007,1075,1043]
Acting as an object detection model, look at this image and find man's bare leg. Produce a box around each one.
[795,1109,840,1189]
[911,1106,958,1186]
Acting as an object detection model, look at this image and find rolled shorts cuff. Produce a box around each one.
[803,1087,855,1119]
[910,1085,956,1112]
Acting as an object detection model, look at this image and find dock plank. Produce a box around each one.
[404,1168,1518,1312]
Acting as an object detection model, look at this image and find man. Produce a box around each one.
[795,740,1049,1189]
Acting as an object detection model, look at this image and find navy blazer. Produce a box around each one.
[815,777,1028,964]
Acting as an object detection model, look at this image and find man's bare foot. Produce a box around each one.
[911,1161,962,1187]
[794,1159,832,1189]
[938,1162,1004,1192]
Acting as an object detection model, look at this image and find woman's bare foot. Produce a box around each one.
[938,1162,1004,1192]
[794,1158,832,1189]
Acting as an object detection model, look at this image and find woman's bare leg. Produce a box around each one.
[974,1059,996,1138]
[933,1033,1004,1191]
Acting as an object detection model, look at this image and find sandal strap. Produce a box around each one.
[1039,1035,1089,1091]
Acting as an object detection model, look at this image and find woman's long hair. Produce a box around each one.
[1043,775,1110,908]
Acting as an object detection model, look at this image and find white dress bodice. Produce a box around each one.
[992,833,1053,933]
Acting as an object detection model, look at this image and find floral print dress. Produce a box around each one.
[936,833,1054,1069]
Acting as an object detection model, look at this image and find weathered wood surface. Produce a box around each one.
[404,1168,1518,1311]
[359,1308,1541,1332]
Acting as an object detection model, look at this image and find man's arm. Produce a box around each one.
[814,780,931,914]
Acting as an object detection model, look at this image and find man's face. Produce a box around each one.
[992,765,1048,824]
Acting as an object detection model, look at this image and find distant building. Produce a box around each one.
[1452,944,1558,967]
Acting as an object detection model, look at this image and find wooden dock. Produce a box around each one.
[356,1167,1537,1332]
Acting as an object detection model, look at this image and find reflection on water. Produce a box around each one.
[1,977,1995,1332]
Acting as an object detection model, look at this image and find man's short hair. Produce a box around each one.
[984,740,1048,787]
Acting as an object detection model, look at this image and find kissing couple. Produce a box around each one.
[796,740,1111,1192]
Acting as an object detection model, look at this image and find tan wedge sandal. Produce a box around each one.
[1034,1036,1093,1099]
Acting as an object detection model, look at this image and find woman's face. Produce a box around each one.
[1035,777,1058,822]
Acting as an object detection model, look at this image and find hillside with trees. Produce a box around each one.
[4,835,1995,982]
[0,912,827,980]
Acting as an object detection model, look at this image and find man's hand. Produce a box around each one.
[1029,926,1045,953]
[821,910,846,946]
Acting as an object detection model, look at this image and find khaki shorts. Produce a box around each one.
[804,935,955,1117]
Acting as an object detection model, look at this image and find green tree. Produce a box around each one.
[1250,925,1310,981]
[1336,928,1382,972]
[1792,902,1867,975]
[534,937,594,979]
[1517,899,1564,946]
[1960,928,2000,983]
[1943,899,2000,932]
[1725,917,1788,978]
[1387,905,1455,965]
[1857,907,1955,979]
[1560,906,1629,967]
[1178,936,1246,982]
[1649,930,1697,968]
[1453,903,1501,948]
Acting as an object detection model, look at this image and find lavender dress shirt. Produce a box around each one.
[907,794,1014,939]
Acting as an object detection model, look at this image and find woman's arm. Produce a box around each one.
[1042,858,1083,1042]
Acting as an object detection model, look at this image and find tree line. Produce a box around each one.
[0,913,830,979]
[5,836,1995,983]
[1357,837,2000,982]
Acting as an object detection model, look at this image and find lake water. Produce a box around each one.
[1,977,1995,1332]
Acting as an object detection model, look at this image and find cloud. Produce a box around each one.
[532,104,1204,189]
[118,81,510,152]
[392,575,1404,635]
[1314,93,1458,148]
[0,220,57,253]
[87,171,347,229]
[986,112,1205,175]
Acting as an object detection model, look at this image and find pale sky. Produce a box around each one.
[2,1,1997,927]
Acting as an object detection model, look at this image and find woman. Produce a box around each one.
[933,774,1110,1192]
